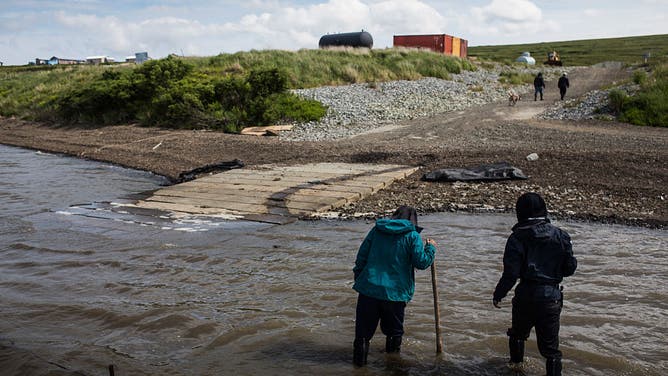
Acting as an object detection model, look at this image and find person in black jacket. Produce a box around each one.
[533,72,545,101]
[558,72,570,100]
[493,192,577,376]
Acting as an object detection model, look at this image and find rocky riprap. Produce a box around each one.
[538,83,638,121]
[282,67,566,141]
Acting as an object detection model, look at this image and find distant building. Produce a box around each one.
[393,34,468,58]
[86,56,111,64]
[135,52,149,64]
[124,52,149,64]
[34,56,84,65]
[51,56,84,65]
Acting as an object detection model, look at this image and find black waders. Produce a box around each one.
[353,338,369,367]
[546,357,562,376]
[385,335,402,353]
[509,337,525,364]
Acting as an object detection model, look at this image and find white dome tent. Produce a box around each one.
[516,51,536,65]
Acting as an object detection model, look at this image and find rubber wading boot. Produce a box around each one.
[546,357,562,376]
[385,336,402,353]
[353,338,369,367]
[509,337,525,364]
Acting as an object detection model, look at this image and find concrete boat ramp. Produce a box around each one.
[134,163,418,224]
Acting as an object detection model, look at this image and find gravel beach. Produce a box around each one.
[1,63,665,228]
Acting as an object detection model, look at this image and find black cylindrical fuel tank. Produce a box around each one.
[319,31,373,49]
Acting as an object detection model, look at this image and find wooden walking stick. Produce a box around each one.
[431,260,443,354]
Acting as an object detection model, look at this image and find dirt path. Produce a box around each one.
[0,65,665,227]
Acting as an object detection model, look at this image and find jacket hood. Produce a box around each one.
[512,218,551,233]
[516,192,548,223]
[375,219,417,234]
[390,205,423,233]
[512,220,555,241]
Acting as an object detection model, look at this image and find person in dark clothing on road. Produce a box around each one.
[352,205,437,367]
[493,192,577,376]
[558,72,570,100]
[533,72,545,101]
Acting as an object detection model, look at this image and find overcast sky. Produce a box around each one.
[1,0,666,65]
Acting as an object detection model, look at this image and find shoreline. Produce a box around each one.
[1,65,666,229]
[1,120,665,230]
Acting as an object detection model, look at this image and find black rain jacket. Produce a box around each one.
[493,220,577,303]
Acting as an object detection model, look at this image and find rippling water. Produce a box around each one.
[0,144,666,375]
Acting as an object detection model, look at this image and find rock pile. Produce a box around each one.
[283,67,565,141]
[538,84,638,121]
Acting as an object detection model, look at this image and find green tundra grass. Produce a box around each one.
[468,34,668,66]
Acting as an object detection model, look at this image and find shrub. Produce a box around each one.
[632,70,648,85]
[247,68,288,98]
[53,59,325,131]
[608,89,627,114]
[214,76,249,109]
[619,85,668,127]
[261,94,327,124]
[617,63,668,127]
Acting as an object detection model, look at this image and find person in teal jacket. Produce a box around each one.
[352,205,437,367]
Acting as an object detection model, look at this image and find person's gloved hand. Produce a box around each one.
[493,298,501,309]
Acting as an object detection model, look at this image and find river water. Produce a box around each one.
[0,144,666,376]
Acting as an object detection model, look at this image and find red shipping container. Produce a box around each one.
[393,34,468,57]
[394,34,447,53]
[459,39,468,58]
[445,35,453,55]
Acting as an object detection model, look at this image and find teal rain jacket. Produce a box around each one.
[353,219,436,302]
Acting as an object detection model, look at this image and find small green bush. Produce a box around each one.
[608,89,627,114]
[262,94,327,124]
[632,70,648,85]
[616,63,668,127]
[247,68,288,98]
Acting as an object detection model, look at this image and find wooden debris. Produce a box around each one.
[240,125,294,136]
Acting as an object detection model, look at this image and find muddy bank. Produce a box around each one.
[0,65,665,228]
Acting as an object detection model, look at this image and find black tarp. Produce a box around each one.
[422,162,527,182]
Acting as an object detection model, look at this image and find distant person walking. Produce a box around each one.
[558,72,570,100]
[533,72,545,101]
[352,205,437,367]
[492,192,578,376]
